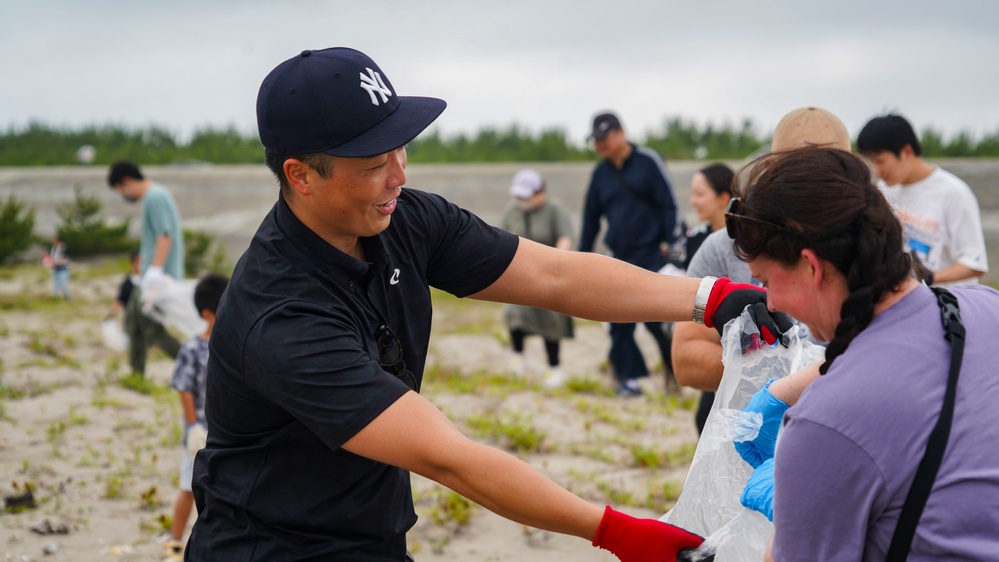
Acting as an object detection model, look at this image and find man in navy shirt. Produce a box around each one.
[579,113,682,396]
[186,47,786,562]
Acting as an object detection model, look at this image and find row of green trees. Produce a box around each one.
[0,191,227,274]
[3,121,999,166]
[0,123,263,166]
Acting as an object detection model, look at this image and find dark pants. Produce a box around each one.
[125,288,182,376]
[608,321,674,384]
[695,391,715,434]
[510,329,560,367]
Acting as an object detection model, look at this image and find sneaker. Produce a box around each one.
[615,379,644,398]
[542,367,566,388]
[509,353,527,376]
[162,540,183,557]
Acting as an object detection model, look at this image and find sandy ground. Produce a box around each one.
[0,260,700,562]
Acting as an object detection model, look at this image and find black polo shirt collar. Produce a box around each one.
[274,195,389,290]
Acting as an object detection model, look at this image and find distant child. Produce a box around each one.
[163,273,229,558]
[46,235,71,299]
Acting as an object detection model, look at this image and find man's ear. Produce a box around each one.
[283,158,313,197]
[900,144,916,161]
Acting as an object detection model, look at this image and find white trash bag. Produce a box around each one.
[141,276,206,340]
[662,310,824,561]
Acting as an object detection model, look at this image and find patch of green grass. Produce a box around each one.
[564,377,614,396]
[117,373,171,398]
[71,256,132,281]
[67,405,88,426]
[138,486,162,511]
[575,398,645,432]
[630,444,666,468]
[664,443,697,468]
[46,420,67,444]
[16,357,81,370]
[466,411,547,453]
[568,444,616,463]
[643,480,684,512]
[102,470,128,499]
[76,446,103,468]
[429,490,473,527]
[0,263,48,281]
[90,392,133,410]
[113,417,152,434]
[597,481,636,507]
[647,392,700,414]
[139,513,172,536]
[422,364,529,396]
[27,334,60,357]
[0,294,74,313]
[575,398,621,426]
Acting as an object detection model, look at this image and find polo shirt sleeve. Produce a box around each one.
[404,190,519,297]
[771,416,888,561]
[241,299,410,450]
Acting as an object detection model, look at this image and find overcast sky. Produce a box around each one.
[3,0,998,146]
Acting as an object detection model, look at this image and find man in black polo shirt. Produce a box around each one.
[579,112,682,397]
[186,47,788,562]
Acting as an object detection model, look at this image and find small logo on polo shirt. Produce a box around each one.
[360,68,392,106]
[390,268,400,285]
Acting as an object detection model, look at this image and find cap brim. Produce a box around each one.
[322,96,446,158]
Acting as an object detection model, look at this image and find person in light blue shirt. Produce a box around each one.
[108,160,185,376]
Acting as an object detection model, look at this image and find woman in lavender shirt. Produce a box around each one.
[728,147,999,561]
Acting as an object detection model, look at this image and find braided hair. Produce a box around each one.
[731,148,912,374]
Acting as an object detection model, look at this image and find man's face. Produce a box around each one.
[113,179,141,203]
[305,147,409,244]
[866,147,914,186]
[594,128,626,159]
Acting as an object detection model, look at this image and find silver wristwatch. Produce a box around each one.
[693,276,718,325]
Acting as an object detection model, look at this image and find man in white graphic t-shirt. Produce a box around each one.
[858,113,988,285]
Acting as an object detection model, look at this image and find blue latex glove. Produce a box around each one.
[741,457,775,521]
[734,378,789,468]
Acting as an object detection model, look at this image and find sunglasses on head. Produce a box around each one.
[375,324,417,391]
[724,197,811,245]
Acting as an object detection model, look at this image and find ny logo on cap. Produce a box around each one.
[360,68,392,106]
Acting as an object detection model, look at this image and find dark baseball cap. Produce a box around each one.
[589,112,622,141]
[256,47,447,158]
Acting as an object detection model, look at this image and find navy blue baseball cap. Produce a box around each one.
[257,47,447,158]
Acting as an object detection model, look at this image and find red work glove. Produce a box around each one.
[592,506,703,562]
[702,278,792,346]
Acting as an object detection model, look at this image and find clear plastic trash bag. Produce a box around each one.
[662,310,825,561]
[141,276,206,340]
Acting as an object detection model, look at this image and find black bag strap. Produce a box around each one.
[885,287,965,561]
